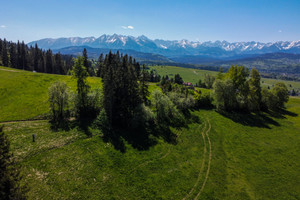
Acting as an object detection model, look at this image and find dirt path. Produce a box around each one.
[0,119,47,125]
[194,119,212,200]
[0,68,20,72]
[182,122,207,200]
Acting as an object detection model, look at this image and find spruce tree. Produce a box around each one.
[9,43,17,68]
[2,39,9,67]
[0,126,27,200]
[20,41,27,70]
[0,39,3,64]
[72,56,90,118]
[140,64,150,105]
[33,44,39,71]
[96,53,104,77]
[46,49,53,73]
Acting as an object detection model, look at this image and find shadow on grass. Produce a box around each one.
[50,118,94,137]
[101,111,201,153]
[219,108,298,129]
[266,108,298,119]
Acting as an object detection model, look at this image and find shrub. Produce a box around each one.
[48,81,70,126]
[194,89,213,108]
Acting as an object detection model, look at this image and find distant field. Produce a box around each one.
[149,65,300,91]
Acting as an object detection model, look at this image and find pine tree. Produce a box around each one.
[17,41,22,69]
[72,56,90,118]
[2,39,9,67]
[9,43,17,68]
[54,52,64,74]
[82,48,93,76]
[140,64,150,105]
[20,41,27,70]
[96,53,104,77]
[0,39,3,65]
[46,49,53,73]
[33,44,39,71]
[0,126,27,200]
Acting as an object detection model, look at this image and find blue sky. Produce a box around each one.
[0,0,299,43]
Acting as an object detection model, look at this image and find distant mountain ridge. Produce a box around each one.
[52,46,173,64]
[28,34,300,58]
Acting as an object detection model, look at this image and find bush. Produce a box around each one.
[93,109,110,134]
[131,104,155,130]
[168,92,195,112]
[151,90,184,126]
[194,89,213,108]
[48,81,70,126]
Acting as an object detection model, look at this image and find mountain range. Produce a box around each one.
[28,34,300,58]
[28,34,300,75]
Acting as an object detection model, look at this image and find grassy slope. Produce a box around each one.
[149,65,300,91]
[1,66,300,199]
[0,66,158,122]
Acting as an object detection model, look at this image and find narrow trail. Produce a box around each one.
[194,119,212,200]
[0,68,20,72]
[0,119,47,124]
[182,122,207,200]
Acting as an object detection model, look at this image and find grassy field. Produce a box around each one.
[149,65,300,91]
[1,66,300,199]
[0,66,158,122]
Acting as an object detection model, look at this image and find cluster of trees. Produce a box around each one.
[0,38,73,74]
[0,126,27,199]
[49,51,197,139]
[212,66,289,112]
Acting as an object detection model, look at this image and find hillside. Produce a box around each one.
[149,65,300,93]
[1,67,300,199]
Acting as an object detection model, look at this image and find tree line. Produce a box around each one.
[0,38,73,74]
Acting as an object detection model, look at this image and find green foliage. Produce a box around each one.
[204,74,215,89]
[151,90,184,126]
[93,109,110,134]
[0,126,27,200]
[131,104,155,130]
[262,83,289,110]
[213,79,237,111]
[272,82,289,108]
[248,68,262,111]
[174,73,183,84]
[194,89,213,108]
[226,65,249,89]
[48,81,70,127]
[140,64,150,105]
[102,52,141,127]
[168,92,195,112]
[71,56,90,118]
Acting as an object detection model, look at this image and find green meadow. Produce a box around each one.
[1,66,300,199]
[149,65,300,91]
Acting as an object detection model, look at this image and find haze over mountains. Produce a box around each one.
[28,34,300,57]
[28,34,300,75]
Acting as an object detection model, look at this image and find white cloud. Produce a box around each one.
[0,25,6,28]
[278,30,282,33]
[121,25,134,30]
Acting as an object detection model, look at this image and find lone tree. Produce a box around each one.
[48,81,70,127]
[0,126,27,200]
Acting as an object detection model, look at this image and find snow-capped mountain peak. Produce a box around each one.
[28,34,300,57]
